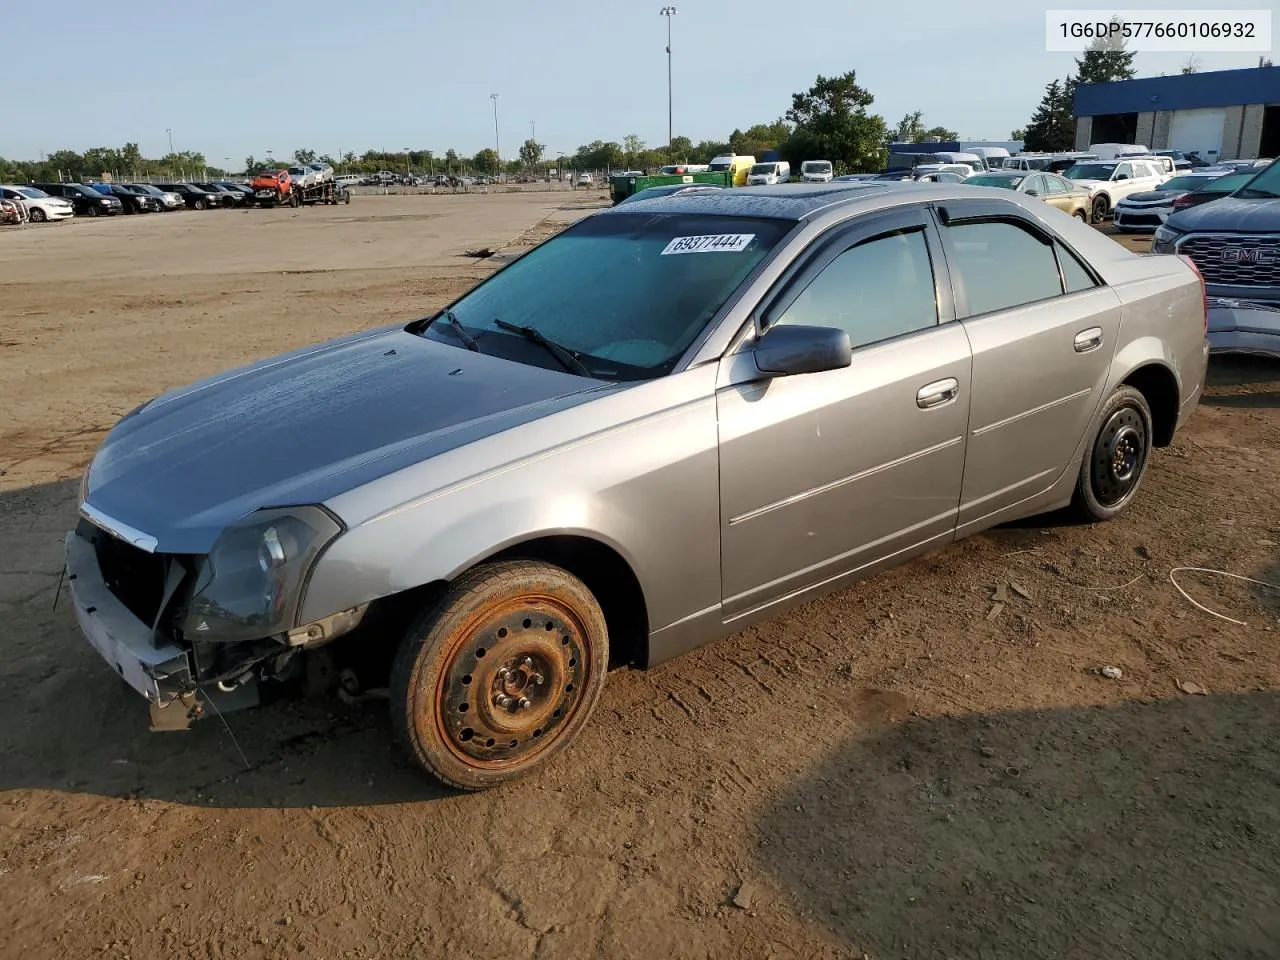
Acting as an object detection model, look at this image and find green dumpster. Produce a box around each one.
[609,171,733,204]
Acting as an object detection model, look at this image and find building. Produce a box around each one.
[1073,65,1280,162]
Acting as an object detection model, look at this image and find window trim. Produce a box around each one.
[748,206,954,353]
[934,200,1104,318]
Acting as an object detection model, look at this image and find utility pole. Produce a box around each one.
[660,7,677,147]
[491,93,501,179]
[166,127,174,154]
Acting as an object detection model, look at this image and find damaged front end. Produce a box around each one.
[66,504,367,731]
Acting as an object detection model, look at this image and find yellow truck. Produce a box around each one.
[707,153,756,187]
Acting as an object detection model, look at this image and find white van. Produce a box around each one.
[800,160,833,182]
[746,161,790,185]
[964,146,1010,169]
[1088,143,1151,160]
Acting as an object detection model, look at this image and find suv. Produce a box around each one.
[92,182,163,214]
[1063,158,1168,223]
[35,182,123,217]
[155,182,220,210]
[1153,161,1280,358]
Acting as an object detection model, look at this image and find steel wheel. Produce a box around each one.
[1073,385,1153,521]
[391,560,609,791]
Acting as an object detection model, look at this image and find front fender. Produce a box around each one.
[298,369,723,635]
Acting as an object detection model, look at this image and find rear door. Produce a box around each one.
[717,207,972,617]
[933,199,1123,533]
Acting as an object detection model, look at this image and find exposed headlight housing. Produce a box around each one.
[183,506,342,645]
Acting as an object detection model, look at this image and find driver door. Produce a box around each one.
[716,208,973,619]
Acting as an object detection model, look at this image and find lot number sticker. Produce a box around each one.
[661,234,755,255]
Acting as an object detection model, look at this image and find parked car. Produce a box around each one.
[964,171,1091,221]
[1062,158,1169,223]
[128,183,185,211]
[615,184,726,205]
[915,171,969,184]
[68,183,1208,790]
[0,196,26,225]
[0,185,74,222]
[1112,171,1238,232]
[1168,170,1256,212]
[216,182,257,201]
[88,182,161,214]
[800,160,833,183]
[1154,161,1280,357]
[334,174,362,188]
[832,173,879,182]
[1154,150,1196,171]
[193,183,243,207]
[35,182,124,217]
[155,183,220,210]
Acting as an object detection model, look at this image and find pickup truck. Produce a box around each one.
[1153,160,1280,358]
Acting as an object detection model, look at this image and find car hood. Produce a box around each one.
[1069,179,1106,191]
[83,327,614,553]
[1118,188,1183,203]
[1165,195,1280,232]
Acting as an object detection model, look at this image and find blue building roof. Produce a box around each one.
[1074,65,1280,117]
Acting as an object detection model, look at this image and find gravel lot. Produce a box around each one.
[1,194,1278,960]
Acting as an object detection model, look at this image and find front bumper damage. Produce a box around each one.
[1207,297,1280,359]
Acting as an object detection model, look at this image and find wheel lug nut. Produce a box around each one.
[518,697,531,710]
[533,673,544,685]
[495,694,512,707]
[521,657,533,667]
[497,667,509,679]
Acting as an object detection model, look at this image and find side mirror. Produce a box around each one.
[753,324,852,377]
[1024,188,1038,196]
[1115,174,1128,181]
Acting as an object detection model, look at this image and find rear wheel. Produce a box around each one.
[390,560,609,791]
[1090,195,1109,224]
[1073,208,1088,223]
[1072,386,1153,522]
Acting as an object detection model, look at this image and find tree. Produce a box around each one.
[445,149,460,173]
[1075,16,1137,84]
[1180,55,1202,75]
[622,134,646,164]
[1010,128,1026,141]
[667,135,693,159]
[293,147,317,164]
[473,148,499,175]
[892,110,925,143]
[1022,78,1076,153]
[728,119,792,157]
[786,70,888,173]
[244,155,272,175]
[922,125,958,141]
[519,139,545,169]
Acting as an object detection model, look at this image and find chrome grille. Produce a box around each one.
[1179,234,1280,288]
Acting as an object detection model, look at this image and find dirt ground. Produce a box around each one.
[1,195,1278,960]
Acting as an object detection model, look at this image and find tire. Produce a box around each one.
[1073,208,1088,223]
[86,205,100,218]
[29,207,47,223]
[390,559,609,791]
[1090,195,1109,224]
[290,193,300,208]
[193,199,206,211]
[1072,385,1153,522]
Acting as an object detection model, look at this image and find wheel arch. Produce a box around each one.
[1121,361,1180,447]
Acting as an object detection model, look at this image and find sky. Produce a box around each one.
[2,0,1276,164]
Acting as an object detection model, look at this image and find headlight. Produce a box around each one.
[183,505,342,644]
[1152,224,1183,251]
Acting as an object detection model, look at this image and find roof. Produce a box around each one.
[596,182,898,220]
[1074,65,1280,116]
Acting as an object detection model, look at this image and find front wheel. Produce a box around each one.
[86,205,100,217]
[390,560,609,791]
[193,199,206,210]
[29,207,47,223]
[1072,386,1153,522]
[1090,195,1109,224]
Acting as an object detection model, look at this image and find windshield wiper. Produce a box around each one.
[493,319,591,376]
[437,310,479,352]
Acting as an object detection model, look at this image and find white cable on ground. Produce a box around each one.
[1168,567,1280,627]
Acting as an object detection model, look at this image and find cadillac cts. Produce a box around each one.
[69,184,1208,790]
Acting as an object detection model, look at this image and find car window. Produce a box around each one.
[1023,175,1045,194]
[1114,163,1133,180]
[772,228,937,349]
[945,220,1064,317]
[1056,242,1098,294]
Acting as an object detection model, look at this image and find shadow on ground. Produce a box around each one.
[757,691,1280,960]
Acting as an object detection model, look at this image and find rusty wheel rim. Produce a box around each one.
[434,594,591,768]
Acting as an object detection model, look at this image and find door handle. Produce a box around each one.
[1074,327,1104,353]
[917,378,959,409]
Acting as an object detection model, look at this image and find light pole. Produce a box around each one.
[404,146,411,178]
[660,7,677,148]
[490,93,501,180]
[166,127,174,154]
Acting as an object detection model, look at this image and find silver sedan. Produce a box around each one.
[68,183,1208,789]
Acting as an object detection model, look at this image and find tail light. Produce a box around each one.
[1178,253,1207,334]
[1172,193,1198,210]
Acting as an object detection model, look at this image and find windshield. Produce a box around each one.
[966,174,1022,189]
[802,162,831,174]
[17,187,49,199]
[750,164,776,175]
[1162,175,1211,192]
[1065,163,1117,180]
[707,161,731,171]
[1236,161,1280,198]
[1205,171,1260,195]
[420,213,794,380]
